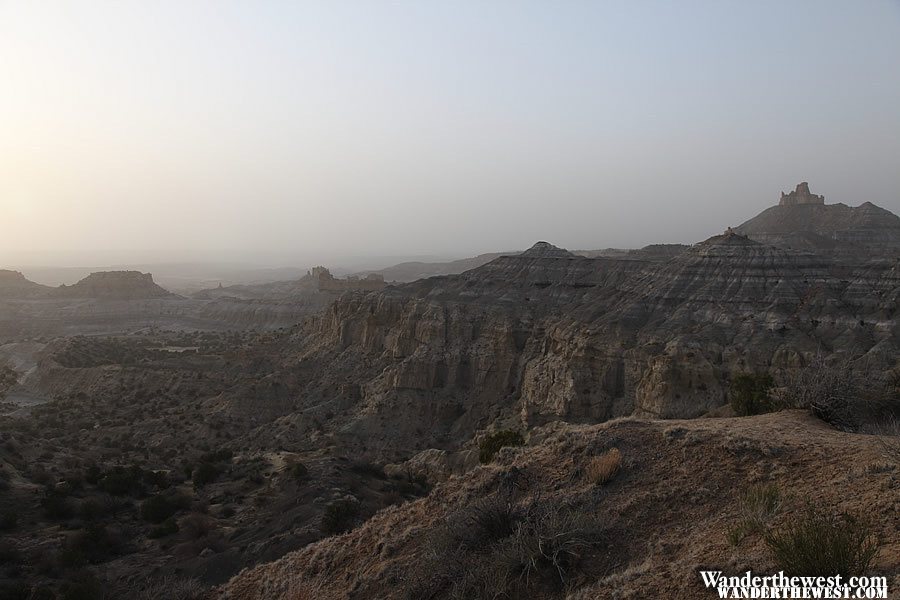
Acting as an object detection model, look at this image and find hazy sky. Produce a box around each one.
[2,1,900,268]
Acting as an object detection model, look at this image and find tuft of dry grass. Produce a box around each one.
[727,483,781,546]
[585,448,622,486]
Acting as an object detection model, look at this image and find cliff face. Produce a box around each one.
[252,239,899,457]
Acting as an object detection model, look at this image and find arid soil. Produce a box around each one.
[218,411,900,599]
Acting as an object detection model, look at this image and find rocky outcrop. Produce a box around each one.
[736,183,900,255]
[53,271,175,300]
[779,181,824,206]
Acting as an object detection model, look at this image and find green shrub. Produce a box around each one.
[730,373,775,416]
[765,508,878,576]
[321,499,359,535]
[479,430,524,464]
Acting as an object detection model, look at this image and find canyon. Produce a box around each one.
[1,185,898,598]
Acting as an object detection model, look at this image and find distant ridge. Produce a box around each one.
[0,270,51,299]
[53,271,175,300]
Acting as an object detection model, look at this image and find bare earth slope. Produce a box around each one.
[218,410,900,599]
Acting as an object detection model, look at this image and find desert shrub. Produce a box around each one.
[133,576,205,600]
[78,498,103,521]
[0,540,22,564]
[479,430,524,464]
[97,465,146,496]
[321,499,359,535]
[0,508,18,531]
[60,524,124,567]
[727,483,781,545]
[40,489,74,520]
[765,508,878,576]
[0,582,31,600]
[389,471,430,497]
[730,373,775,416]
[148,517,179,539]
[59,570,106,600]
[585,448,622,485]
[181,513,215,539]
[408,499,607,600]
[349,460,386,479]
[199,449,233,464]
[141,492,189,524]
[773,356,895,431]
[192,462,220,488]
[288,462,309,480]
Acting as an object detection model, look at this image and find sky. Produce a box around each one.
[2,1,900,269]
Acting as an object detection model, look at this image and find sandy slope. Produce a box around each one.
[217,410,899,599]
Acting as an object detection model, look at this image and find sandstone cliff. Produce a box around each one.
[237,237,899,462]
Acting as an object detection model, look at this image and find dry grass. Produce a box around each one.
[727,483,781,546]
[585,448,622,486]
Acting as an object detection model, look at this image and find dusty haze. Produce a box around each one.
[2,1,900,268]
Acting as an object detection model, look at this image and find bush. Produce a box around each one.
[765,508,878,576]
[97,465,146,496]
[141,493,189,524]
[585,448,622,485]
[479,430,524,464]
[288,462,309,481]
[321,499,359,535]
[408,498,606,599]
[133,576,205,600]
[730,373,775,416]
[40,489,74,520]
[59,571,105,600]
[773,356,895,431]
[148,517,179,539]
[60,524,124,567]
[192,462,219,488]
[0,509,18,531]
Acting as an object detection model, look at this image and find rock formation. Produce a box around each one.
[236,229,899,461]
[736,183,900,254]
[53,271,175,300]
[779,181,824,206]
